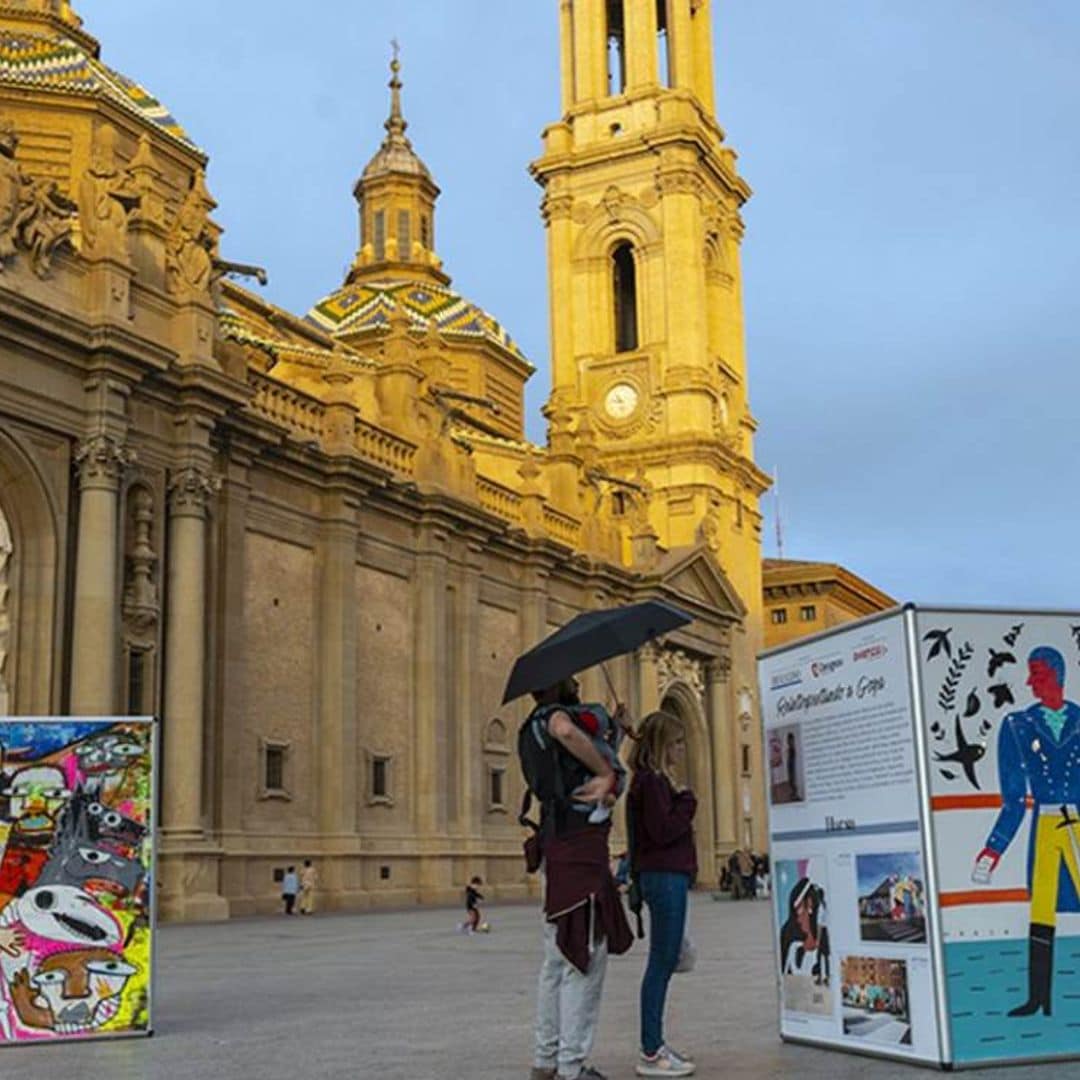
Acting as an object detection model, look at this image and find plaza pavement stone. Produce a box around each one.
[11,898,1063,1079]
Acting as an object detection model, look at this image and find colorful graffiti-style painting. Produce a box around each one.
[0,719,153,1045]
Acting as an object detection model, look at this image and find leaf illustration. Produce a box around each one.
[1003,623,1024,648]
[940,769,957,781]
[924,628,953,661]
[964,690,981,718]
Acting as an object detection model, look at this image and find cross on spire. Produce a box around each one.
[386,39,405,137]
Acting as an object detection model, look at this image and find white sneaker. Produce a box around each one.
[635,1046,695,1076]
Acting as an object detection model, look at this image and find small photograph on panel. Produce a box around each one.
[775,856,833,1016]
[856,851,927,944]
[768,722,805,805]
[841,955,911,1046]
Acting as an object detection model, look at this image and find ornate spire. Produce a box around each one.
[386,39,406,139]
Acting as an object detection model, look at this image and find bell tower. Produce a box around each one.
[532,0,769,601]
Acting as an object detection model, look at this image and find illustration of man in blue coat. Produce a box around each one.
[974,646,1080,1017]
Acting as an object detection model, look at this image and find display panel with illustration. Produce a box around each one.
[775,856,833,1016]
[856,852,926,944]
[841,955,911,1046]
[768,722,804,805]
[916,611,1080,1064]
[0,719,154,1045]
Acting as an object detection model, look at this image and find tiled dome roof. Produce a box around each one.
[307,279,525,360]
[0,27,197,151]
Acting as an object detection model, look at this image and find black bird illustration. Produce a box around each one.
[940,769,957,781]
[1071,625,1080,650]
[1003,623,1024,648]
[988,683,1015,709]
[987,648,1016,678]
[964,690,981,718]
[934,715,986,789]
[924,628,953,661]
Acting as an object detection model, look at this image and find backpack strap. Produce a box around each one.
[519,787,540,833]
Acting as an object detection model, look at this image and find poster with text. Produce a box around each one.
[760,611,942,1064]
[915,609,1080,1065]
[0,719,154,1045]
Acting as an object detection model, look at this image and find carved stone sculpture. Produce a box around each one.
[0,120,76,278]
[166,171,216,297]
[78,125,140,259]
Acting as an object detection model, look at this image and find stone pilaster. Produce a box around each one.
[159,463,227,922]
[414,521,451,900]
[637,639,662,717]
[707,650,737,848]
[69,433,133,715]
[455,540,484,834]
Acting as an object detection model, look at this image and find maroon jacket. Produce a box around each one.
[629,768,698,880]
[543,822,633,974]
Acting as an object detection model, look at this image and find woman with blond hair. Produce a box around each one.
[628,711,697,1077]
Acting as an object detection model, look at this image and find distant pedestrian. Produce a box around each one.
[281,866,299,916]
[299,859,317,915]
[628,710,697,1077]
[786,732,799,800]
[736,849,755,900]
[463,876,485,934]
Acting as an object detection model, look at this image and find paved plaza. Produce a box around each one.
[14,898,1065,1080]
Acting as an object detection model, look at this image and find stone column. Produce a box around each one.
[637,640,662,716]
[707,651,736,848]
[159,464,227,921]
[625,0,660,88]
[70,434,132,715]
[668,0,696,91]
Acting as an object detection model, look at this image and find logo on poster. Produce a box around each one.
[853,642,888,663]
[770,669,802,691]
[811,657,843,678]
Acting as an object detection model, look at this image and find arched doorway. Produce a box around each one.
[660,681,717,887]
[0,428,61,714]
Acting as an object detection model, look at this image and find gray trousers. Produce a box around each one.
[534,918,609,1079]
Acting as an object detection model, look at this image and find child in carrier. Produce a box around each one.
[567,702,627,824]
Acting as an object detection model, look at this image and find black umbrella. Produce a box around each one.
[502,600,692,705]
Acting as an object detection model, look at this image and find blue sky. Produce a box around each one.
[80,2,1080,607]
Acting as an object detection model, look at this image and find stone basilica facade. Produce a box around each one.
[0,0,770,919]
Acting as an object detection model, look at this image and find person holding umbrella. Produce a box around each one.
[506,602,692,1080]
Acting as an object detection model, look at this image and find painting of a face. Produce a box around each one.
[74,734,143,776]
[25,948,136,1034]
[12,885,123,948]
[4,767,70,837]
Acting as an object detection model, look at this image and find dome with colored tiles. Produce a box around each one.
[0,9,196,152]
[307,279,526,361]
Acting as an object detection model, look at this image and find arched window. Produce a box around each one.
[612,242,639,353]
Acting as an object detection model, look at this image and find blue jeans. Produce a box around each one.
[640,870,690,1055]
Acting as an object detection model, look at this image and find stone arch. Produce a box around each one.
[0,426,61,713]
[659,678,717,886]
[572,199,662,264]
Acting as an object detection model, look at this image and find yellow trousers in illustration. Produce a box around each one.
[1030,815,1080,926]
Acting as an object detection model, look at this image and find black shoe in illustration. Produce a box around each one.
[1009,923,1054,1018]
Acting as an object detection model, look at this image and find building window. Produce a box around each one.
[373,210,386,261]
[368,751,394,806]
[741,744,751,776]
[800,605,817,622]
[397,210,411,258]
[612,242,638,353]
[771,608,788,625]
[606,0,626,95]
[259,739,291,800]
[420,214,430,249]
[489,767,507,812]
[611,491,627,516]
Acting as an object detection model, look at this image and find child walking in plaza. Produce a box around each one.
[281,866,299,916]
[462,876,487,934]
[628,711,698,1077]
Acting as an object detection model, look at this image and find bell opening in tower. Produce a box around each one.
[612,242,639,354]
[657,0,672,87]
[606,0,626,96]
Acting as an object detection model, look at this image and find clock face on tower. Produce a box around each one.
[604,382,640,421]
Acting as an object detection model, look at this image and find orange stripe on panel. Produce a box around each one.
[939,888,1029,908]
